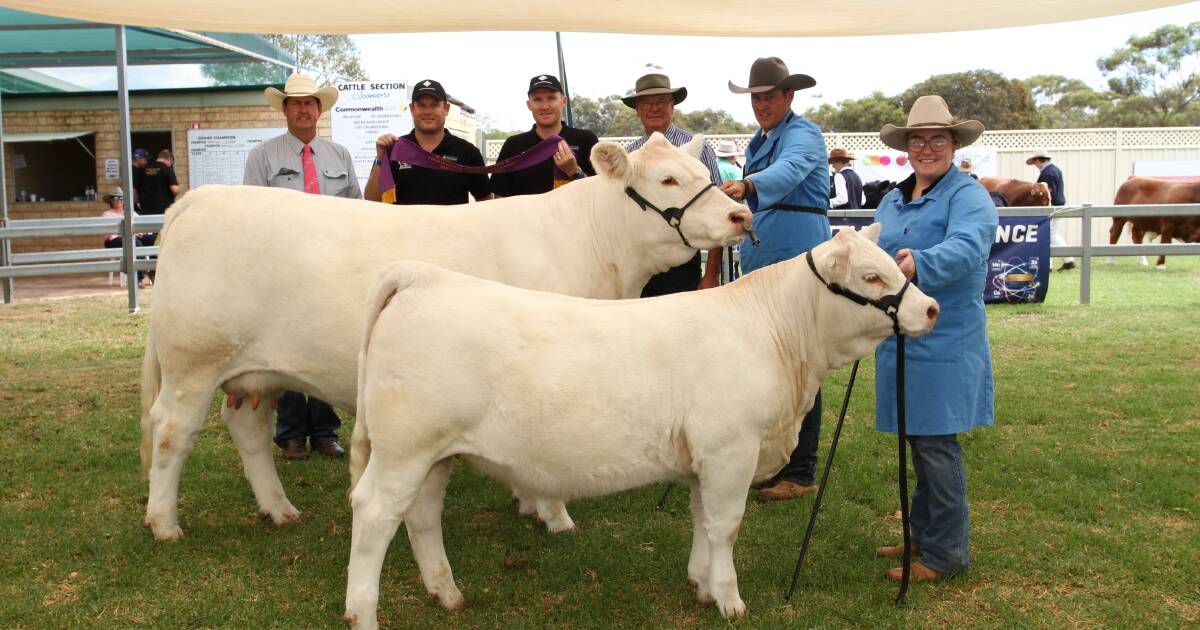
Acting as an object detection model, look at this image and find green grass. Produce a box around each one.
[1,257,1198,628]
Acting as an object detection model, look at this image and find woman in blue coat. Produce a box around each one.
[872,95,997,581]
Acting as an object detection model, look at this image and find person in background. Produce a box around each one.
[490,74,598,197]
[244,71,360,461]
[714,140,742,183]
[873,94,997,582]
[1027,149,1074,271]
[828,147,864,209]
[722,56,830,502]
[623,72,724,294]
[957,158,979,180]
[100,186,153,288]
[364,79,490,205]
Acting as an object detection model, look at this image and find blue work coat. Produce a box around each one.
[874,167,997,435]
[740,111,831,273]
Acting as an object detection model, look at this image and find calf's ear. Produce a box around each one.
[861,222,882,243]
[679,134,705,159]
[821,241,851,281]
[592,142,631,182]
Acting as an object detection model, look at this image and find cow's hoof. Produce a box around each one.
[718,597,747,619]
[1156,264,1166,270]
[435,589,465,612]
[544,518,576,534]
[262,505,302,526]
[145,518,184,542]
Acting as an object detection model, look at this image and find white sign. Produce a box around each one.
[852,146,999,183]
[105,158,120,180]
[1133,160,1200,182]
[331,81,412,191]
[187,127,285,188]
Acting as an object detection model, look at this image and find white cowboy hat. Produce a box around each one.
[879,95,985,152]
[265,72,338,114]
[1025,149,1052,165]
[714,140,740,157]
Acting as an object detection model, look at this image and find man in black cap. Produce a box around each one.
[364,79,490,205]
[490,74,599,197]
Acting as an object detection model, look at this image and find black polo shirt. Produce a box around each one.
[136,160,178,215]
[490,124,599,197]
[388,131,490,206]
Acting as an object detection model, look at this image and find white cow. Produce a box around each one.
[140,133,752,541]
[345,225,939,626]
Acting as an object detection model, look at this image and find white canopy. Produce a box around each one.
[0,0,1189,36]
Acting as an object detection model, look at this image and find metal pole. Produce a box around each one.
[555,32,574,128]
[115,25,139,313]
[1,90,13,303]
[1080,203,1092,305]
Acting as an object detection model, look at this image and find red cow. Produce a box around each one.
[979,177,1050,207]
[1108,177,1200,268]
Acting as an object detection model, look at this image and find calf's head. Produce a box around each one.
[1030,182,1051,206]
[592,133,752,259]
[808,224,939,364]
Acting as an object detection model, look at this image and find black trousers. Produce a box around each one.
[274,392,341,447]
[773,389,822,486]
[640,252,702,297]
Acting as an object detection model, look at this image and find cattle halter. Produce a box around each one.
[624,183,760,249]
[804,250,912,335]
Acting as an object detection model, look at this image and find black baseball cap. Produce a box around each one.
[527,74,563,94]
[412,79,447,102]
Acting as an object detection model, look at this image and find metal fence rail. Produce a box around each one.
[1,205,1196,309]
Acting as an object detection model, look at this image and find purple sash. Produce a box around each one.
[379,134,569,203]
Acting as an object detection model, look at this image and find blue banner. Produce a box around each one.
[828,215,1050,304]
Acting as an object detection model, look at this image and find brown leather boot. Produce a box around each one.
[756,480,818,501]
[875,544,921,558]
[281,438,309,461]
[885,561,942,582]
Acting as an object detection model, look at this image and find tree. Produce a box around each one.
[202,34,368,86]
[902,70,1039,131]
[1025,74,1112,128]
[569,95,642,136]
[803,91,904,132]
[674,109,755,135]
[1097,22,1200,126]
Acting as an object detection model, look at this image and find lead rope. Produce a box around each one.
[895,329,912,605]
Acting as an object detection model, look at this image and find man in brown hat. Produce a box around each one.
[724,57,830,501]
[828,148,864,209]
[623,73,725,294]
[244,72,361,461]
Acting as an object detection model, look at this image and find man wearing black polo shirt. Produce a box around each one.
[135,149,179,215]
[490,74,599,197]
[364,79,490,205]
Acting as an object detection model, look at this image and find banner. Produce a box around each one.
[853,146,999,184]
[829,214,1050,304]
[331,81,412,192]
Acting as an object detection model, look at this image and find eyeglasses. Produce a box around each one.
[907,137,951,152]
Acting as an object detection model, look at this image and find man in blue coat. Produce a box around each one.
[722,57,831,501]
[1028,149,1075,270]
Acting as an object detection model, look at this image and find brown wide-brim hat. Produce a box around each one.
[621,73,687,108]
[880,95,984,152]
[265,72,338,115]
[828,148,855,163]
[728,57,816,94]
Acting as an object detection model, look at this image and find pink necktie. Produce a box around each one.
[302,144,320,195]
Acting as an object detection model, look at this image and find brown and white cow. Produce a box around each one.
[979,176,1050,207]
[1107,177,1200,268]
[139,134,752,541]
[344,225,939,626]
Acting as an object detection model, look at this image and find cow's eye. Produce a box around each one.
[864,273,883,284]
[661,177,678,186]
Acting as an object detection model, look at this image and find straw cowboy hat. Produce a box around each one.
[728,57,816,94]
[879,95,984,152]
[828,148,855,163]
[265,72,338,114]
[714,140,740,157]
[621,73,687,108]
[1025,148,1053,165]
[103,186,125,203]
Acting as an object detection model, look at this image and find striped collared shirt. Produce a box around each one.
[626,124,723,186]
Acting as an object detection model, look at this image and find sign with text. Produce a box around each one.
[187,127,285,187]
[829,214,1049,304]
[105,158,120,180]
[331,81,412,192]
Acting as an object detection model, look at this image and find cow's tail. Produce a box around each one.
[139,330,162,478]
[349,261,426,495]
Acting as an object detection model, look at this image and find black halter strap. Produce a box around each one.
[624,182,717,249]
[805,250,912,335]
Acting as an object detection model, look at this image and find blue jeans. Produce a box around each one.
[274,392,341,447]
[906,434,970,574]
[774,389,822,486]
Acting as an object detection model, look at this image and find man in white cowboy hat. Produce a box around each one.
[244,71,361,461]
[714,140,742,183]
[723,57,830,501]
[490,74,599,198]
[1026,148,1074,270]
[623,73,725,295]
[828,147,864,209]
